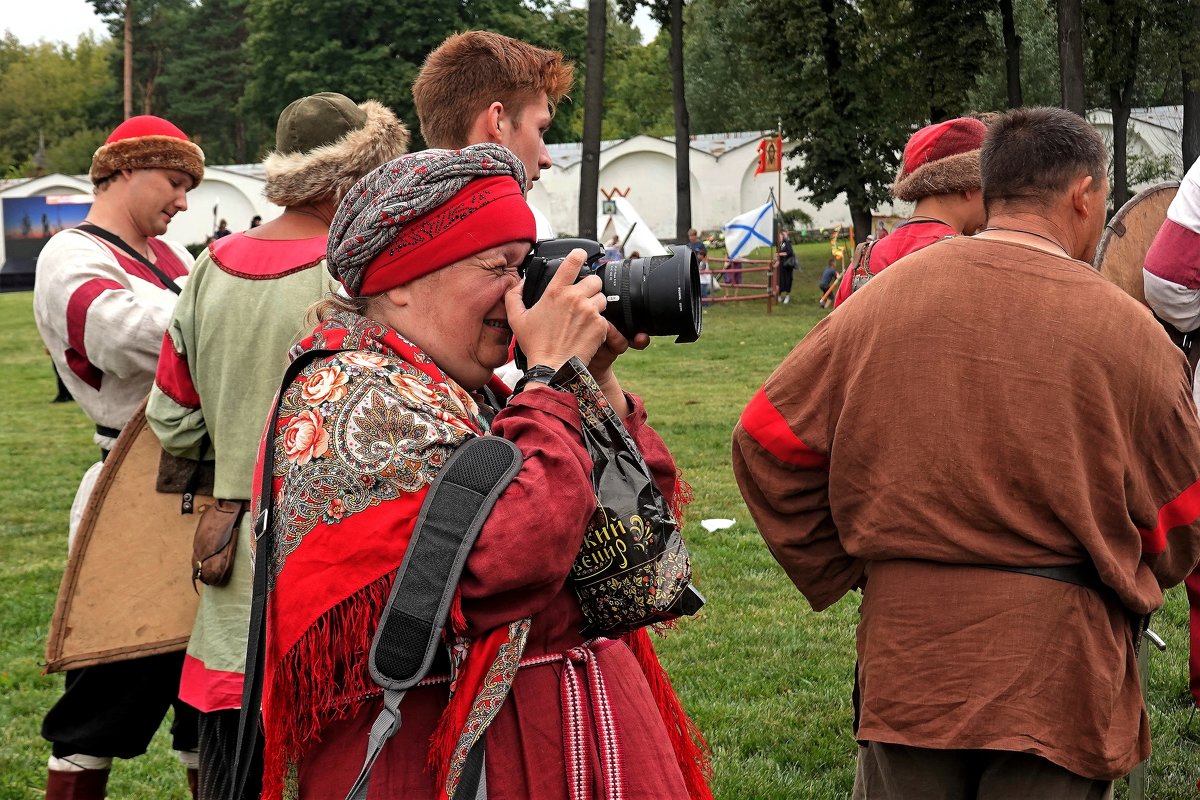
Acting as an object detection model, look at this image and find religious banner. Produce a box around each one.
[755,135,783,175]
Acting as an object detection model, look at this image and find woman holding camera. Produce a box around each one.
[253,145,709,799]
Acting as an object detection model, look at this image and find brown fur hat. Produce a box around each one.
[90,116,205,187]
[891,118,986,202]
[263,94,410,207]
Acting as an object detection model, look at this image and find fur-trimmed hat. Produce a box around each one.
[90,116,205,187]
[263,92,410,208]
[891,118,987,202]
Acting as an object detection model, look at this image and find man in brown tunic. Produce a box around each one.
[733,106,1200,798]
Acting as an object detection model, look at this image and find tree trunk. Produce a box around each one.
[578,0,606,240]
[1057,0,1085,115]
[235,117,246,164]
[123,0,134,120]
[1110,13,1142,212]
[1111,91,1131,212]
[1185,69,1200,171]
[669,0,690,240]
[1000,0,1022,108]
[850,204,872,246]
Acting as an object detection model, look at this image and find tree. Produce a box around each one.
[905,0,993,122]
[968,0,1061,112]
[1085,0,1150,209]
[578,0,606,239]
[683,0,775,134]
[0,34,118,175]
[999,0,1022,107]
[667,0,692,237]
[617,0,693,237]
[157,0,260,163]
[88,0,192,117]
[751,0,916,242]
[1057,0,1086,114]
[601,28,672,138]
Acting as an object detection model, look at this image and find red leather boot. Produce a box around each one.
[44,768,109,800]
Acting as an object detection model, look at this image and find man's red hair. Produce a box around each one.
[413,31,574,148]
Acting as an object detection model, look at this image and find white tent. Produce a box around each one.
[597,196,669,257]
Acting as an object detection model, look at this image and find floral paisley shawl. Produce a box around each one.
[258,311,528,800]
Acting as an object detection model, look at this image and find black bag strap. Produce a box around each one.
[346,435,522,800]
[230,348,343,800]
[76,222,183,295]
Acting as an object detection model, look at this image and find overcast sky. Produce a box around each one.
[4,0,106,45]
[3,1,659,46]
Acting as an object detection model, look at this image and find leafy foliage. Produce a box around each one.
[747,0,917,238]
[0,33,117,175]
[155,0,262,164]
[684,0,776,133]
[968,0,1062,112]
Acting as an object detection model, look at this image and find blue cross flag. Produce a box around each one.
[723,199,775,261]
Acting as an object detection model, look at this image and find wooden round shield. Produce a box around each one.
[44,399,205,673]
[1093,180,1180,304]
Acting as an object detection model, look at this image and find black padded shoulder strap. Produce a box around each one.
[370,435,522,690]
[345,435,522,800]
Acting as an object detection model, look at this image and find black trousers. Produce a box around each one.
[197,708,263,800]
[42,651,199,759]
[778,267,794,293]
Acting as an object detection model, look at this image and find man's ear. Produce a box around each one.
[484,101,505,144]
[1071,174,1095,218]
[465,102,506,146]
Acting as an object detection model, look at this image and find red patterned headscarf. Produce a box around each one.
[327,144,535,296]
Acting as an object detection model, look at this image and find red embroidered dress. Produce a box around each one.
[258,312,706,800]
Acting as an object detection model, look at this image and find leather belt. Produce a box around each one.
[980,562,1104,592]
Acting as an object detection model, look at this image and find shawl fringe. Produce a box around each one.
[624,627,713,800]
[262,572,395,800]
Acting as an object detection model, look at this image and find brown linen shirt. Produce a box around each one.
[733,236,1200,780]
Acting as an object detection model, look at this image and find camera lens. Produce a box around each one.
[521,239,702,343]
[605,246,702,343]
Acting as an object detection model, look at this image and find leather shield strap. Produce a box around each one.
[346,435,522,800]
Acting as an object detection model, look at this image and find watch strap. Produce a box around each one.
[513,364,559,393]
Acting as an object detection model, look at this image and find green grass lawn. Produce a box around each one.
[1,249,1198,798]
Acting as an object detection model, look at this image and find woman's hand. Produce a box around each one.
[505,248,609,371]
[587,326,649,419]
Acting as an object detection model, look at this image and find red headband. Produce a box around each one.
[358,176,535,295]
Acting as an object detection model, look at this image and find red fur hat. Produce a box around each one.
[89,115,205,187]
[891,118,986,202]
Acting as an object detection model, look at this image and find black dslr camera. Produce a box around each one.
[519,238,703,344]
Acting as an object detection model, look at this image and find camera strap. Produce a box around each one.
[346,435,522,800]
[231,347,522,800]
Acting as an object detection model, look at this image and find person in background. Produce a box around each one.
[819,257,839,308]
[412,30,571,200]
[213,219,231,239]
[686,228,713,306]
[734,106,1200,799]
[146,91,408,800]
[1142,155,1200,722]
[776,229,797,304]
[33,114,205,800]
[248,215,262,229]
[413,29,576,387]
[832,117,988,308]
